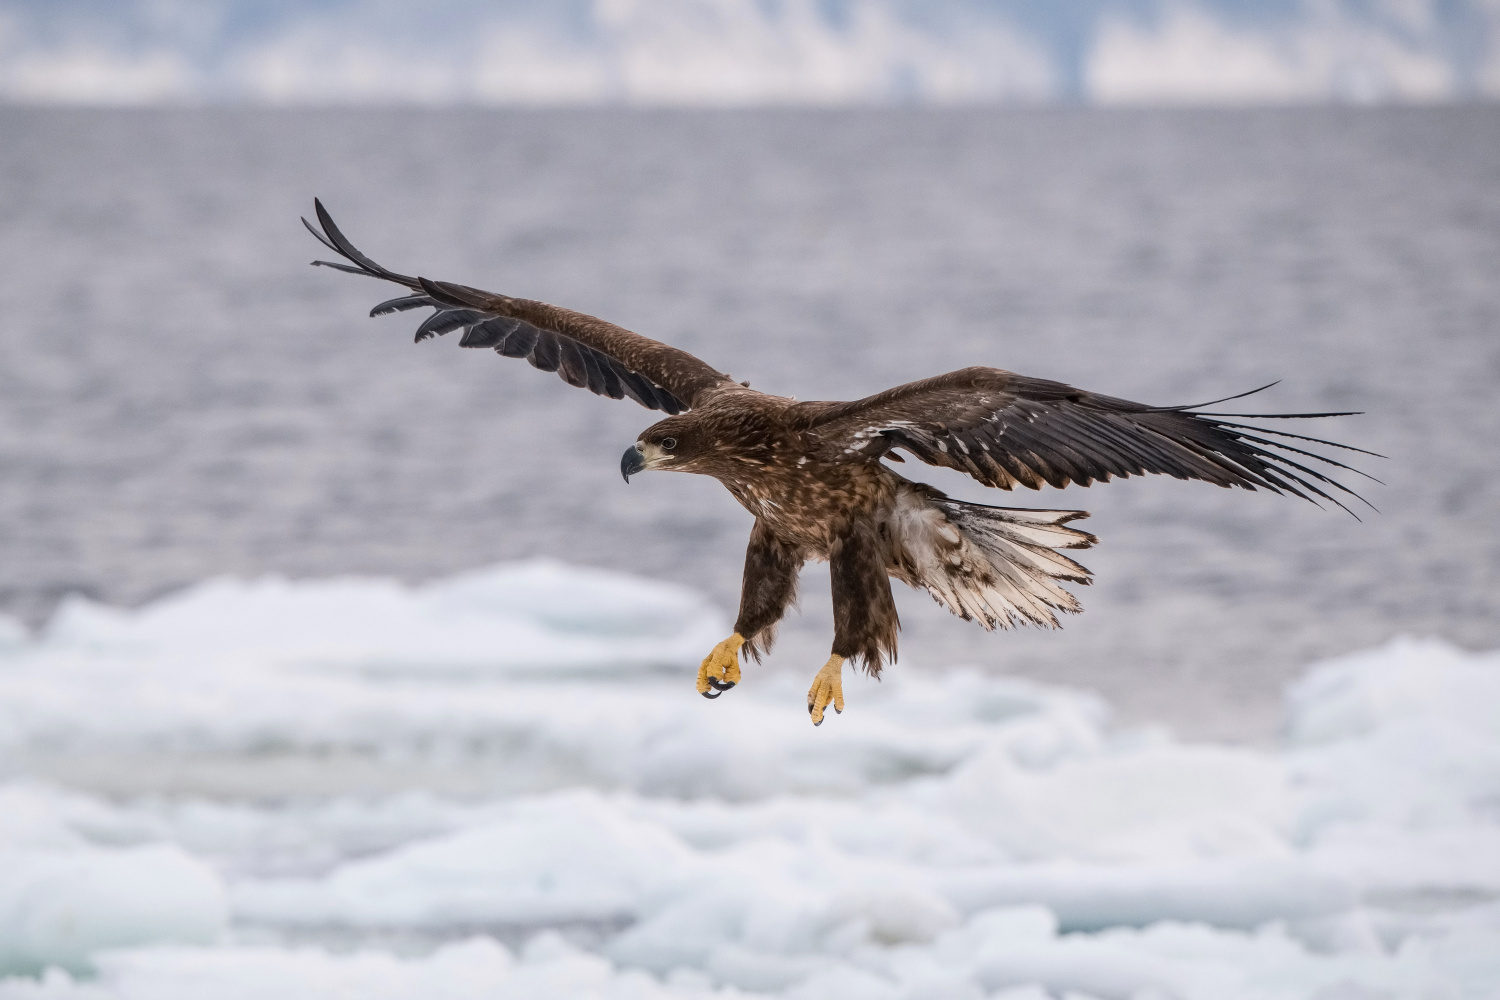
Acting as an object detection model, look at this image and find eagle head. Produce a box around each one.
[621,420,695,482]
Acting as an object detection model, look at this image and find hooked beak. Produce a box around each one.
[620,443,647,482]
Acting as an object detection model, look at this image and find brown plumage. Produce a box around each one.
[306,201,1375,725]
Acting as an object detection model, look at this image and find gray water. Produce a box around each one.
[1,106,1496,740]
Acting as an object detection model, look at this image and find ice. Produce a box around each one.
[1285,638,1500,746]
[0,844,225,977]
[0,562,1497,997]
[0,936,715,1000]
[234,793,696,928]
[0,787,228,976]
[39,559,724,677]
[0,616,26,652]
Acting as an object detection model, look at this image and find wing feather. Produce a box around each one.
[305,200,726,411]
[528,330,562,373]
[794,367,1371,515]
[496,323,540,359]
[371,294,438,316]
[458,317,517,349]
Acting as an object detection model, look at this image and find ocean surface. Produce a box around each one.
[1,105,1497,739]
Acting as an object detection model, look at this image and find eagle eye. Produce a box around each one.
[660,437,677,451]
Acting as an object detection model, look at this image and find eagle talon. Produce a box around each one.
[807,654,846,726]
[697,633,746,699]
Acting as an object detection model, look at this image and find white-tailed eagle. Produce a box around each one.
[306,201,1374,725]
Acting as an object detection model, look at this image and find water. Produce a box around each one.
[1,106,1497,739]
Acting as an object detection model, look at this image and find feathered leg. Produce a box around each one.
[698,520,803,699]
[809,520,900,725]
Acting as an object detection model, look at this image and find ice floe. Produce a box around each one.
[0,564,1496,997]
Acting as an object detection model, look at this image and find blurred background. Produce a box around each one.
[1,3,1498,998]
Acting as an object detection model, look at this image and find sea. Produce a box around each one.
[0,105,1496,741]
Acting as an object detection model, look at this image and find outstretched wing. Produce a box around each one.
[793,367,1378,516]
[304,200,734,412]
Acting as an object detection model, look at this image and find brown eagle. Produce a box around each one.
[305,201,1372,725]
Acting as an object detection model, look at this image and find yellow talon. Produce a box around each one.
[807,654,845,726]
[697,633,746,699]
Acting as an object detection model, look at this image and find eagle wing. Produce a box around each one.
[305,200,734,413]
[793,366,1376,515]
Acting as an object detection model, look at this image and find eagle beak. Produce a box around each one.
[621,444,647,482]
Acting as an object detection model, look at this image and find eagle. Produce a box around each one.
[305,200,1372,726]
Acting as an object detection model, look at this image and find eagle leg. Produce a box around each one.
[733,520,804,664]
[697,633,745,699]
[807,654,846,726]
[829,521,900,674]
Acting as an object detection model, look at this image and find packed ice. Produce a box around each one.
[0,562,1496,998]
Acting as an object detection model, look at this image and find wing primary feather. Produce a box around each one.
[1167,434,1291,490]
[302,216,342,254]
[1137,415,1294,488]
[1219,430,1385,484]
[1257,466,1359,518]
[312,260,384,278]
[416,276,485,310]
[1127,422,1271,487]
[419,278,499,311]
[1200,443,1342,505]
[414,308,486,342]
[1145,381,1280,412]
[1247,449,1376,511]
[1191,410,1362,419]
[313,199,419,286]
[1206,421,1387,458]
[459,317,516,349]
[371,295,438,317]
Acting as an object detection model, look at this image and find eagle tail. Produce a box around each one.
[894,491,1096,631]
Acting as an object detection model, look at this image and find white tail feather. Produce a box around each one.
[887,488,1096,630]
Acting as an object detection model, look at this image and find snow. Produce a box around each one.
[0,563,1497,997]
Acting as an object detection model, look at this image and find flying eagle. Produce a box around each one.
[305,201,1372,725]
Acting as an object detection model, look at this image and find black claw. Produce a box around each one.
[701,688,723,700]
[813,715,824,727]
[707,678,735,692]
